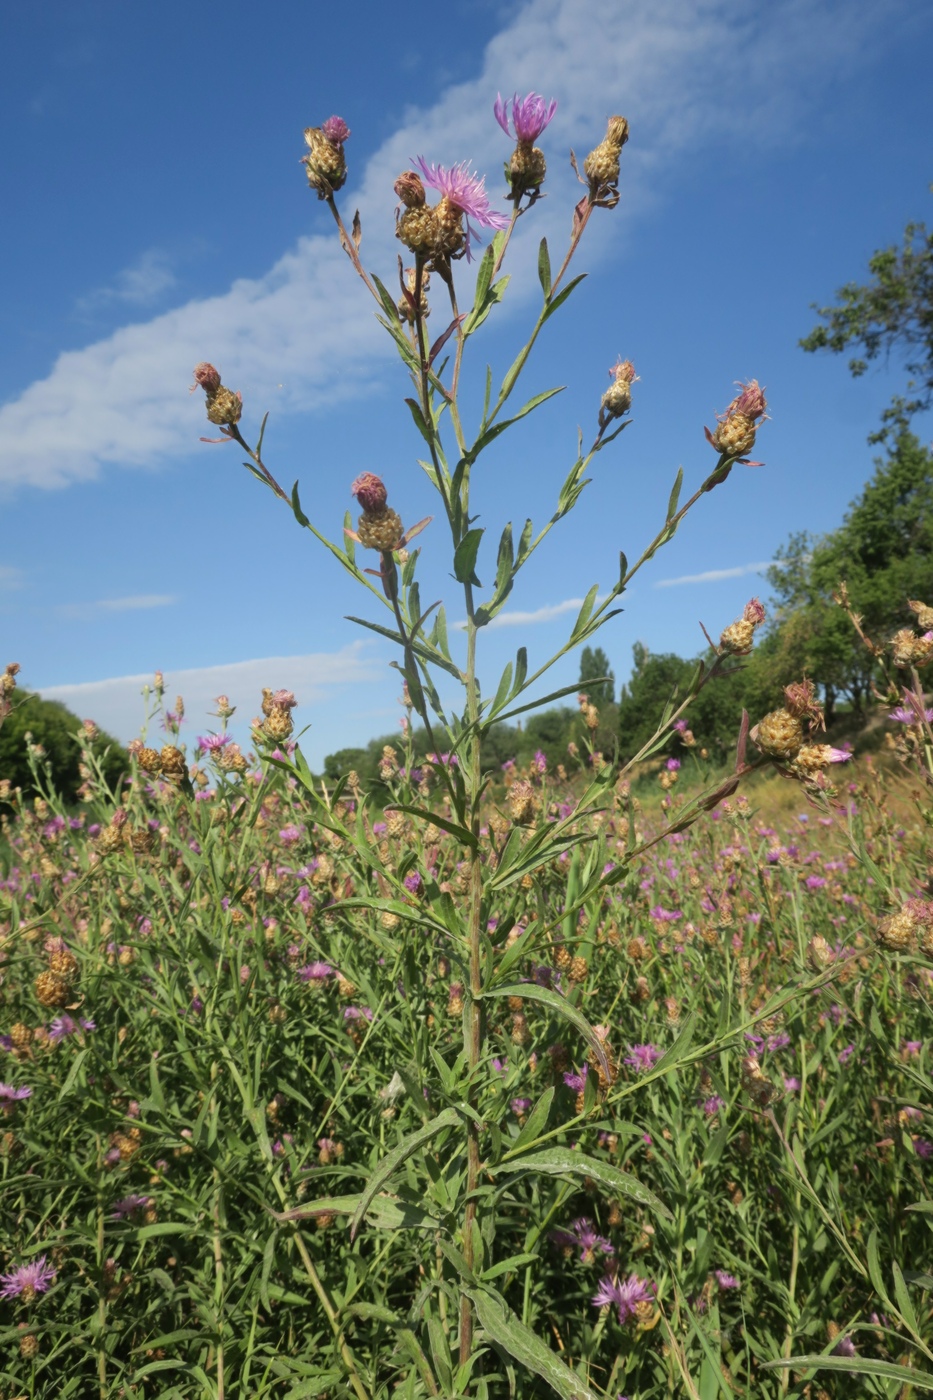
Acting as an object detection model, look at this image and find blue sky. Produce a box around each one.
[2,0,932,769]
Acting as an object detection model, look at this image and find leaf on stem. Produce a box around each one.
[482,982,610,1080]
[538,238,551,299]
[464,1283,602,1400]
[453,528,484,586]
[349,1108,460,1238]
[492,1147,670,1216]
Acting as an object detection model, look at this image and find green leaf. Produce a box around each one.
[653,1012,698,1074]
[345,615,462,681]
[276,1193,438,1232]
[491,1148,670,1218]
[372,274,402,325]
[542,273,587,323]
[509,1088,554,1154]
[893,1259,921,1337]
[867,1228,892,1307]
[569,584,599,642]
[405,398,435,446]
[465,1283,601,1400]
[350,1109,459,1237]
[454,528,484,586]
[483,983,610,1081]
[291,481,310,528]
[666,466,684,521]
[385,803,478,850]
[762,1356,933,1389]
[538,237,551,298]
[472,245,495,315]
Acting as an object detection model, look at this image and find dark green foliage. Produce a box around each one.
[0,691,126,803]
[800,203,933,439]
[767,429,933,716]
[578,645,615,704]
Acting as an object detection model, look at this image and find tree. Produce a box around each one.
[0,692,126,804]
[767,428,933,714]
[800,197,933,440]
[578,645,615,704]
[617,649,693,763]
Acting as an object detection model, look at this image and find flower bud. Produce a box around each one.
[743,597,766,626]
[303,120,349,196]
[719,618,755,655]
[705,380,767,459]
[599,360,637,428]
[753,709,804,761]
[351,472,388,513]
[908,599,933,631]
[584,116,630,192]
[192,362,221,393]
[892,627,933,668]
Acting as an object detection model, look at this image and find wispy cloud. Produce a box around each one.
[36,642,380,744]
[0,565,24,590]
[76,249,177,313]
[58,593,179,620]
[654,561,773,588]
[0,0,906,491]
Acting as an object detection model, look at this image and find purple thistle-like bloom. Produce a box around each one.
[511,1097,532,1114]
[403,871,424,895]
[714,1270,740,1290]
[0,1255,57,1300]
[48,1014,93,1043]
[832,1334,857,1358]
[111,1194,151,1220]
[0,1083,32,1101]
[571,1217,615,1264]
[592,1272,654,1324]
[890,704,933,724]
[414,156,509,260]
[563,1064,588,1092]
[321,116,350,144]
[494,91,557,143]
[299,961,334,982]
[702,1094,725,1115]
[198,733,233,752]
[624,1043,663,1073]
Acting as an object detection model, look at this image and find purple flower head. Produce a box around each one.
[572,1217,615,1264]
[510,1097,532,1115]
[48,1014,78,1043]
[784,1075,801,1091]
[111,1194,151,1220]
[494,91,557,144]
[0,1083,32,1102]
[767,1032,791,1052]
[838,1043,856,1066]
[532,749,547,774]
[299,961,334,982]
[322,116,350,145]
[278,824,302,845]
[0,1255,57,1300]
[592,1272,654,1324]
[198,732,233,752]
[832,1334,857,1358]
[413,157,509,260]
[702,1094,725,1115]
[624,1043,663,1073]
[914,1137,933,1159]
[714,1270,740,1290]
[666,758,681,772]
[404,871,424,895]
[563,1064,588,1092]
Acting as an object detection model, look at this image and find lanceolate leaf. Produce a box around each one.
[464,1283,602,1400]
[482,983,609,1080]
[762,1356,933,1389]
[275,1194,438,1231]
[350,1109,459,1238]
[491,1148,670,1217]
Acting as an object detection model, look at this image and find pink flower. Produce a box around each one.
[0,1255,57,1300]
[351,471,388,513]
[0,1083,32,1101]
[494,91,557,144]
[198,733,233,752]
[592,1272,654,1324]
[743,597,766,626]
[299,961,334,982]
[322,116,350,144]
[624,1043,663,1073]
[111,1194,151,1220]
[414,157,509,259]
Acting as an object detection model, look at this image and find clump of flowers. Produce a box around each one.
[395,160,509,263]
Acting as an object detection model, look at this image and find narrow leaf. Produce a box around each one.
[453,528,484,586]
[465,1284,601,1400]
[492,1148,670,1218]
[483,983,609,1081]
[538,237,551,298]
[762,1356,933,1389]
[350,1109,459,1237]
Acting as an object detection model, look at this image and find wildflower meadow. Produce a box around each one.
[2,91,933,1400]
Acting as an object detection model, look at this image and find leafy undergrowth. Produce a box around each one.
[0,740,931,1399]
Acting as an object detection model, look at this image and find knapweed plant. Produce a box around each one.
[186,96,863,1398]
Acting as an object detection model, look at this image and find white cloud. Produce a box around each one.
[36,642,380,744]
[58,593,179,620]
[654,561,773,587]
[76,250,177,313]
[0,0,906,491]
[0,565,24,590]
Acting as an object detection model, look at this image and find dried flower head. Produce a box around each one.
[583,116,630,199]
[599,360,638,428]
[303,118,350,196]
[705,380,768,461]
